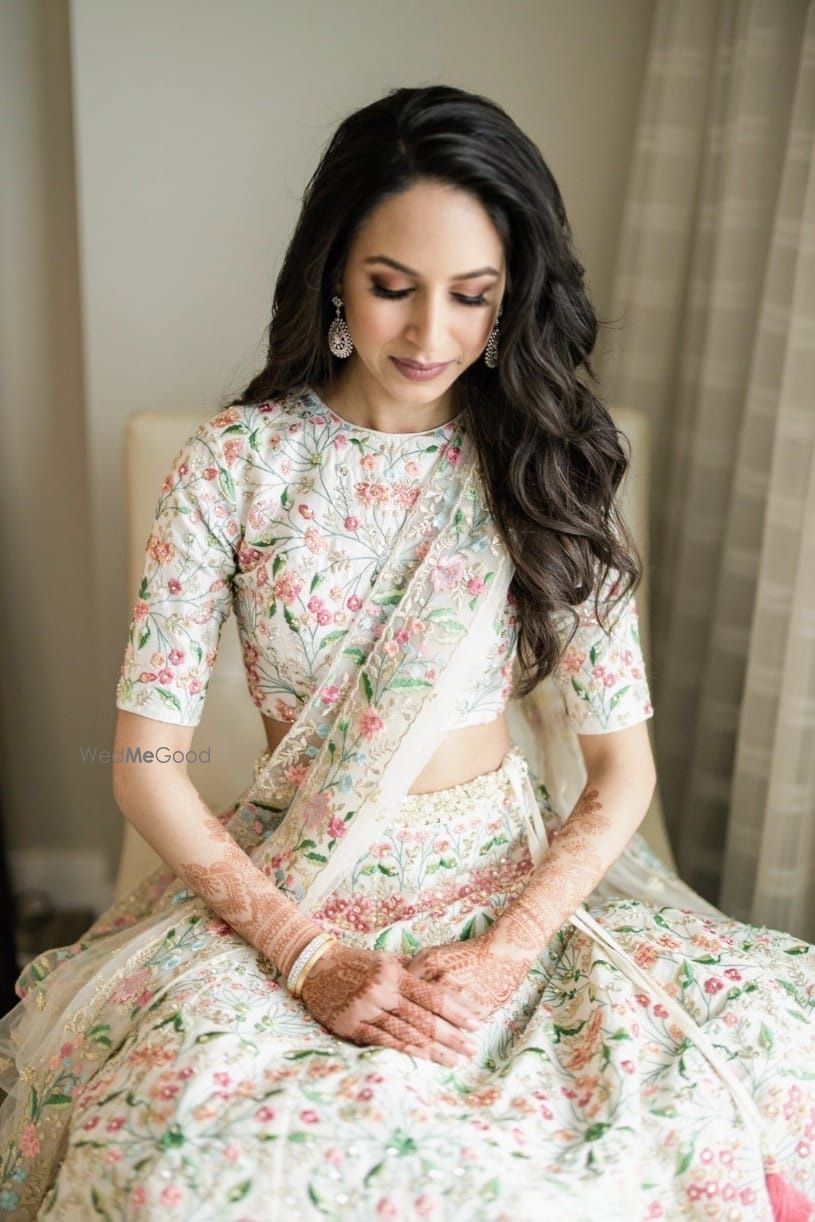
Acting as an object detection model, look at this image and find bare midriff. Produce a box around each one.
[260,712,512,794]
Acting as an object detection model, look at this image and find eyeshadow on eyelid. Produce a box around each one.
[371,281,490,294]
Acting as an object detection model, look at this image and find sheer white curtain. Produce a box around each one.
[600,0,815,939]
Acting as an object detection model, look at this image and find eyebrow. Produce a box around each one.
[362,255,500,280]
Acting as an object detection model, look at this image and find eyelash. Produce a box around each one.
[370,284,489,308]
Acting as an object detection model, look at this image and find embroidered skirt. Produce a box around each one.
[1,746,814,1219]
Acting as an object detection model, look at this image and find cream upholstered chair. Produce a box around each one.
[114,405,674,901]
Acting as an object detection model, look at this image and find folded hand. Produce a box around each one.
[403,927,535,1018]
[299,942,481,1068]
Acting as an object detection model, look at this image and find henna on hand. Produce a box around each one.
[406,932,531,1015]
[299,943,480,1067]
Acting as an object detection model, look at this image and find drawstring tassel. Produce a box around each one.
[763,1157,815,1221]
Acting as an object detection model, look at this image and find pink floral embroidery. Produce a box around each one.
[358,708,385,740]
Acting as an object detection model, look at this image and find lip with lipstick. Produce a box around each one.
[389,356,453,381]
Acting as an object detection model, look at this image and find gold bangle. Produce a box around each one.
[290,936,336,998]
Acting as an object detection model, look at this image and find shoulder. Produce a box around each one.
[193,388,316,456]
[179,390,317,519]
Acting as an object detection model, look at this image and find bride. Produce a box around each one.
[1,84,813,1221]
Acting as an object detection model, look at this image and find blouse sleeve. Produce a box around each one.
[114,418,242,727]
[551,565,655,735]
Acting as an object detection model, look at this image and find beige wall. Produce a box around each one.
[0,0,655,907]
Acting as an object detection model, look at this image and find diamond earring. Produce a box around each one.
[484,305,502,369]
[328,296,354,359]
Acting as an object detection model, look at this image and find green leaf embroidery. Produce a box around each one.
[609,685,632,711]
[319,629,348,646]
[570,678,590,703]
[156,689,182,713]
[481,1177,501,1201]
[551,1021,586,1043]
[218,468,234,501]
[758,1023,775,1052]
[158,1124,185,1149]
[676,1146,694,1176]
[401,929,421,955]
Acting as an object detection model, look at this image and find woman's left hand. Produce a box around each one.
[403,928,534,1019]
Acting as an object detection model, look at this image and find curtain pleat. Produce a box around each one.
[601,0,815,938]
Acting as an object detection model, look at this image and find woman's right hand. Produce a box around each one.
[298,942,481,1067]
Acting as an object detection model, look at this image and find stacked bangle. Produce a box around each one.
[287,932,336,998]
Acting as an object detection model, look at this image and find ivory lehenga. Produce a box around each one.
[1,387,813,1220]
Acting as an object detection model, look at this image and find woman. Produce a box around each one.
[1,84,813,1220]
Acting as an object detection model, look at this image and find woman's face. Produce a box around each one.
[336,179,506,407]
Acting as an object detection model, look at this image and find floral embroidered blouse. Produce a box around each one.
[114,386,654,736]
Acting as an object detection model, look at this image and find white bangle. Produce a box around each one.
[287,932,335,997]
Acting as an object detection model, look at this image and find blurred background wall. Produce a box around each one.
[0,0,655,910]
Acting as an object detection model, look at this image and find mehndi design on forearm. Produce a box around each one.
[179,811,320,976]
[485,784,611,969]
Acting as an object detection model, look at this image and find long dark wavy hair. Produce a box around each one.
[225,84,642,699]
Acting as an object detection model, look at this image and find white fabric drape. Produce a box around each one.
[601,0,815,939]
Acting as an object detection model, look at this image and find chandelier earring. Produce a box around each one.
[328,296,354,359]
[484,304,503,369]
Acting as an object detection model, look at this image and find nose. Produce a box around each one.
[404,291,448,357]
